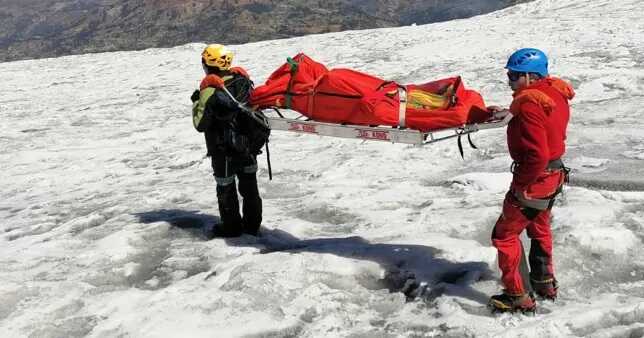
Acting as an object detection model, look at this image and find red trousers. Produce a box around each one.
[492,171,564,295]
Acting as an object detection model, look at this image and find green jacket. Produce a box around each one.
[192,74,236,132]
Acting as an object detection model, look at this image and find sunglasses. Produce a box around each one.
[507,71,525,82]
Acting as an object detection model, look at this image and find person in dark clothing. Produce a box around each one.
[191,44,262,237]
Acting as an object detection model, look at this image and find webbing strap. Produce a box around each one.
[513,191,552,210]
[457,132,478,159]
[220,86,271,128]
[398,86,407,128]
[265,142,272,181]
[531,277,555,284]
[285,57,299,109]
[513,159,565,172]
[512,158,568,210]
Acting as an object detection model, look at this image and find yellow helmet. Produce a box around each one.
[201,44,233,71]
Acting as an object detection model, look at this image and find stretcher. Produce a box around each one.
[264,108,512,146]
[223,87,510,182]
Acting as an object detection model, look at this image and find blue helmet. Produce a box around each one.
[505,48,549,77]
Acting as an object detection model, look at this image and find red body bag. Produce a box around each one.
[250,53,490,132]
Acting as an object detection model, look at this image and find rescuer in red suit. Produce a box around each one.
[488,48,575,313]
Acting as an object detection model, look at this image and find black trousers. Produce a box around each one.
[211,151,262,235]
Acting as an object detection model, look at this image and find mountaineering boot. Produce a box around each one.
[241,223,260,236]
[206,222,243,239]
[214,182,243,238]
[531,277,558,301]
[238,172,262,236]
[489,292,536,313]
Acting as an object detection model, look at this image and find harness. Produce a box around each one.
[512,159,570,210]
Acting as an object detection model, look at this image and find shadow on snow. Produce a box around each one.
[134,209,493,306]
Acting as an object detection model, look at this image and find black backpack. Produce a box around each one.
[224,77,271,156]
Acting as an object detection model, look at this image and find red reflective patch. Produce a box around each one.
[357,130,390,141]
[288,122,317,133]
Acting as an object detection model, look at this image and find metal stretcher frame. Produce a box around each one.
[264,109,512,146]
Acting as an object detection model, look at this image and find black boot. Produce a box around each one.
[215,183,243,238]
[206,223,243,238]
[238,172,262,236]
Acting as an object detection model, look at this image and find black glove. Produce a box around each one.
[190,89,200,103]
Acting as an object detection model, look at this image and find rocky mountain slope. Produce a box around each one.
[0,0,530,62]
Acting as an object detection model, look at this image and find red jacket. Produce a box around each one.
[507,77,575,193]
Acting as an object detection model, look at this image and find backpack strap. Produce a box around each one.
[285,57,300,110]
